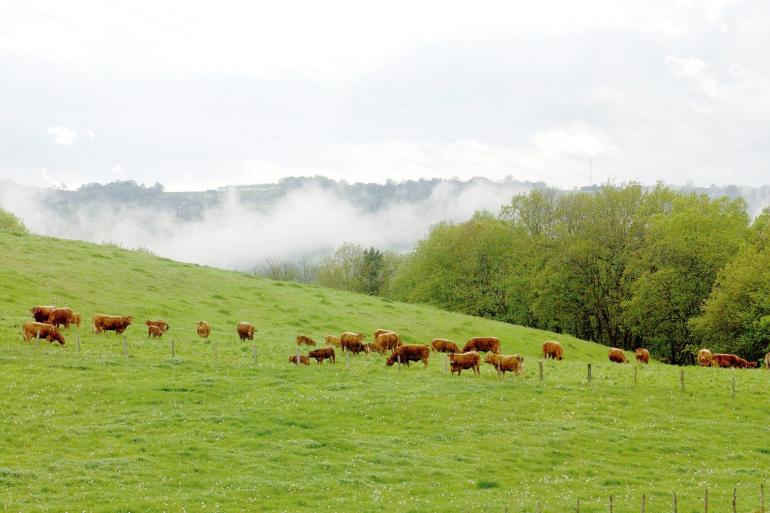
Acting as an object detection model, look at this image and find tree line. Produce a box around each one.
[257,184,770,364]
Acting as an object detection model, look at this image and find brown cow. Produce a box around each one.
[93,314,134,334]
[431,338,460,353]
[197,321,210,338]
[324,335,341,347]
[22,321,65,345]
[374,329,399,341]
[341,332,367,354]
[765,352,770,369]
[386,344,430,367]
[735,356,756,368]
[542,341,564,360]
[71,312,81,329]
[376,332,401,351]
[485,353,524,376]
[712,353,746,368]
[296,335,316,346]
[448,351,480,375]
[462,337,501,354]
[47,307,74,329]
[289,354,310,366]
[635,348,650,364]
[608,348,629,363]
[237,322,255,341]
[697,348,713,367]
[364,342,386,355]
[30,306,56,323]
[148,325,163,338]
[309,347,336,364]
[145,319,170,333]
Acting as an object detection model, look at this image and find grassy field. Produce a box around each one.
[1,232,769,512]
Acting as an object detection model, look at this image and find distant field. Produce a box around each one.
[0,232,768,512]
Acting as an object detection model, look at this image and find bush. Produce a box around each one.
[0,208,28,235]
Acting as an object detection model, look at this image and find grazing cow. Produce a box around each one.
[324,335,341,347]
[376,332,401,351]
[364,342,386,355]
[47,307,74,329]
[22,321,65,345]
[697,348,713,367]
[309,347,336,364]
[635,348,650,364]
[71,312,81,329]
[93,314,134,334]
[462,337,501,354]
[484,353,524,376]
[237,322,255,341]
[30,306,56,323]
[448,351,480,376]
[386,344,430,367]
[765,352,770,369]
[145,319,170,333]
[341,332,367,354]
[431,338,459,353]
[608,348,628,363]
[374,329,399,342]
[712,353,749,368]
[296,335,316,346]
[197,321,210,338]
[148,325,163,338]
[289,354,310,366]
[542,341,564,360]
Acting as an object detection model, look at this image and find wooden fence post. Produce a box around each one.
[76,332,81,353]
[761,483,765,513]
[171,339,175,358]
[346,348,350,369]
[253,346,258,366]
[214,341,218,362]
[397,353,401,372]
[577,497,580,513]
[537,500,542,513]
[610,495,614,513]
[122,334,127,357]
[680,369,685,392]
[295,346,301,367]
[539,361,544,381]
[705,488,708,513]
[733,487,737,513]
[634,365,638,385]
[36,328,40,348]
[641,493,646,513]
[673,492,678,513]
[587,363,592,383]
[443,356,448,374]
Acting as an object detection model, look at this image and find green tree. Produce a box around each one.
[0,208,28,235]
[624,193,749,363]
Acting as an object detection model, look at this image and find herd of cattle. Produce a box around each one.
[18,305,770,372]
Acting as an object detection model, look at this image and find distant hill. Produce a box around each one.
[1,176,769,271]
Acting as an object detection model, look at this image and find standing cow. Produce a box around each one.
[47,307,74,329]
[448,351,480,376]
[197,321,210,338]
[608,348,629,364]
[146,320,170,333]
[309,347,336,364]
[22,321,65,345]
[635,348,650,364]
[30,306,56,323]
[462,337,501,354]
[386,344,430,367]
[431,338,459,353]
[93,314,134,334]
[542,341,564,360]
[296,335,316,346]
[485,353,524,376]
[341,332,367,354]
[237,322,255,341]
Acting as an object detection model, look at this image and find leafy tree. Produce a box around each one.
[0,208,28,235]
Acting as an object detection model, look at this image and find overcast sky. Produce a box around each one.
[1,0,769,191]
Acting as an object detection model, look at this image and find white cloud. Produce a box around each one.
[531,122,616,160]
[46,126,78,146]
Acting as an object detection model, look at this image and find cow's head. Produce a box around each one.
[385,356,396,366]
[50,331,65,345]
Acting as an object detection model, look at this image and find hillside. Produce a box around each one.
[0,232,768,512]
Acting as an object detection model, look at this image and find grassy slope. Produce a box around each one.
[0,232,768,512]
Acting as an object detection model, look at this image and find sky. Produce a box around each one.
[1,0,770,191]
